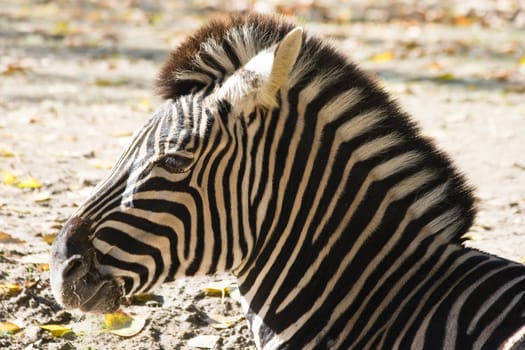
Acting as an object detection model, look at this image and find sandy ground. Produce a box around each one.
[0,1,524,349]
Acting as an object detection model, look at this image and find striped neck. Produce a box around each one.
[237,238,525,349]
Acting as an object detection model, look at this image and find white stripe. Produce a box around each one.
[409,249,483,350]
[473,291,525,349]
[309,169,439,348]
[468,274,525,334]
[444,266,519,349]
[93,235,153,294]
[319,88,362,124]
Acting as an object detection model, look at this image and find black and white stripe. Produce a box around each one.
[65,14,525,349]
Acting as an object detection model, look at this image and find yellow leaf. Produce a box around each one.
[42,233,57,245]
[93,78,127,87]
[62,136,78,143]
[147,13,163,26]
[453,15,474,26]
[0,283,23,298]
[39,324,74,337]
[0,62,30,75]
[519,56,525,66]
[435,73,455,81]
[0,321,22,334]
[17,176,42,189]
[104,310,133,330]
[0,231,25,244]
[461,233,480,241]
[109,130,133,138]
[104,310,146,337]
[37,263,50,272]
[132,97,153,113]
[3,172,19,185]
[52,21,70,36]
[204,284,234,298]
[369,51,394,63]
[132,293,156,303]
[25,280,38,289]
[0,149,15,157]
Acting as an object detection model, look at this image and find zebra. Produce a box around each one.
[50,13,525,349]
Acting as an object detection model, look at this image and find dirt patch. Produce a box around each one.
[1,1,524,349]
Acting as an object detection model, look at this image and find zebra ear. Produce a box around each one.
[216,27,303,111]
[261,27,303,106]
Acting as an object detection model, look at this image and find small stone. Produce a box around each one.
[53,310,73,323]
[29,299,38,308]
[23,325,42,343]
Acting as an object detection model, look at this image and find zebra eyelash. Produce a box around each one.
[155,153,196,173]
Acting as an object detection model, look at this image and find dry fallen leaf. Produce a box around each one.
[453,15,474,26]
[132,97,153,113]
[39,324,74,337]
[426,61,444,71]
[53,21,69,34]
[17,176,42,189]
[52,21,74,36]
[32,191,51,203]
[132,293,156,303]
[0,62,31,75]
[187,334,220,349]
[0,231,25,244]
[109,130,133,138]
[3,172,19,185]
[0,321,22,334]
[0,283,23,299]
[104,310,132,329]
[36,263,50,272]
[0,148,15,157]
[207,314,243,329]
[204,282,237,301]
[61,136,78,143]
[435,73,455,81]
[104,310,147,337]
[369,51,394,63]
[461,233,481,241]
[41,233,57,245]
[93,78,127,87]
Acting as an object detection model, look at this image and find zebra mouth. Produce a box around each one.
[53,271,123,314]
[51,216,124,313]
[77,278,122,313]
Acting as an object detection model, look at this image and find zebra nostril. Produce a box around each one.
[61,255,89,282]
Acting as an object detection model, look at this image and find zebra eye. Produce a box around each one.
[156,153,194,173]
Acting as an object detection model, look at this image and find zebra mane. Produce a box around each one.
[156,13,338,99]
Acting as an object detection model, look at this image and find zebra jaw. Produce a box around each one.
[50,216,124,313]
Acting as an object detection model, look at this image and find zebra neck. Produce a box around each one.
[236,242,525,349]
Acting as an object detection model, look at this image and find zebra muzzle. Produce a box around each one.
[50,216,123,313]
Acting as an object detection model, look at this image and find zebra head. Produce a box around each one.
[50,17,303,313]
